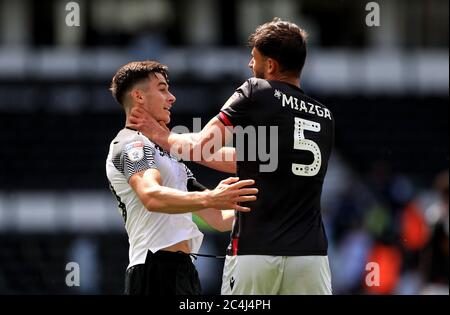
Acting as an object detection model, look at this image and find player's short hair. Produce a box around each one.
[249,17,308,77]
[110,60,169,106]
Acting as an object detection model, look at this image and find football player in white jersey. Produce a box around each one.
[106,60,258,295]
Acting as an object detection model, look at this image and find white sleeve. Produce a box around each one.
[112,138,158,182]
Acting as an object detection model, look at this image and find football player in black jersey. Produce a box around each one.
[130,18,334,295]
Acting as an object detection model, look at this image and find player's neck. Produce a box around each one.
[267,73,300,88]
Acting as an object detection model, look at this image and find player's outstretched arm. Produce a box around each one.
[197,147,236,173]
[129,169,257,214]
[129,107,236,173]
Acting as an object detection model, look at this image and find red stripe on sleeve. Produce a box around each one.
[219,112,234,127]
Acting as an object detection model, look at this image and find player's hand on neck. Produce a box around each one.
[128,105,171,145]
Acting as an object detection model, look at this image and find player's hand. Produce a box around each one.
[128,106,169,141]
[205,177,258,212]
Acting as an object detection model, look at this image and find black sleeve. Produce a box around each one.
[184,164,207,191]
[219,79,254,127]
[187,178,208,192]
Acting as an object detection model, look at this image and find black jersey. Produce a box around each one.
[218,78,334,256]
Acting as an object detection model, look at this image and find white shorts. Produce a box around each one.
[221,255,332,295]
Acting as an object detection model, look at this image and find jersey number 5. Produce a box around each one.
[292,117,322,176]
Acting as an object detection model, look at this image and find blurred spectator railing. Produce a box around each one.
[0,48,448,98]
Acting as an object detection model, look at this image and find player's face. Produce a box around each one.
[248,47,267,79]
[141,73,176,125]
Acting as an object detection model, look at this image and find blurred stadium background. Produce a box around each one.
[0,0,448,295]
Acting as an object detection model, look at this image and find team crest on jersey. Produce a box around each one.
[125,141,144,162]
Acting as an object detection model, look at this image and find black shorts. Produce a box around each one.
[124,250,202,295]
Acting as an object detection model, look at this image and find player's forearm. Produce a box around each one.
[167,133,236,173]
[143,185,209,214]
[165,132,203,161]
[198,147,236,173]
[136,127,197,160]
[218,210,235,231]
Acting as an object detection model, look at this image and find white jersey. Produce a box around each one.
[106,128,204,269]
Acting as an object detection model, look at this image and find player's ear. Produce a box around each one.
[130,88,144,105]
[267,58,279,75]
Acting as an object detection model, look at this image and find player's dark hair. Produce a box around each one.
[249,17,308,77]
[110,60,169,106]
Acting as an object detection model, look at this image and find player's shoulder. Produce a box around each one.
[302,92,333,115]
[247,77,272,90]
[111,128,156,153]
[237,77,273,98]
[300,89,326,104]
